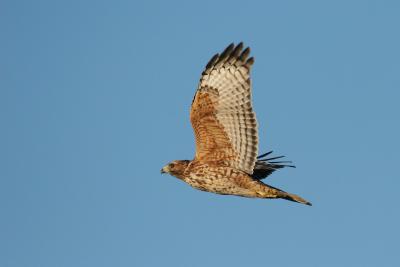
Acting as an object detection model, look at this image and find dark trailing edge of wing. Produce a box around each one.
[252,151,295,180]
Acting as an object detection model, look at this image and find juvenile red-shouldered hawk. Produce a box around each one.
[161,43,311,206]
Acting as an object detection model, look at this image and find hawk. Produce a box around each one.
[161,43,311,206]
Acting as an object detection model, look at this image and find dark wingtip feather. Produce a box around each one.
[269,162,296,168]
[208,43,252,68]
[230,42,244,59]
[239,47,250,61]
[257,151,273,159]
[205,53,219,69]
[264,155,285,161]
[219,43,235,61]
[252,151,296,180]
[269,160,292,164]
[246,57,255,66]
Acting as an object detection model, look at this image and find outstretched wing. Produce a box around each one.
[190,43,258,174]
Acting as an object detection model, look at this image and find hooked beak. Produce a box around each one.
[160,166,167,174]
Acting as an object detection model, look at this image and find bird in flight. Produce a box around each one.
[161,43,311,206]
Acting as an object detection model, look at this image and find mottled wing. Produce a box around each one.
[190,43,258,174]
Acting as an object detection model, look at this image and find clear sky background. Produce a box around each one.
[1,0,399,266]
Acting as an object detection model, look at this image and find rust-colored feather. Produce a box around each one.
[162,42,311,206]
[190,43,258,174]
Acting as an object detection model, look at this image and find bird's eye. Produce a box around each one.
[170,163,175,168]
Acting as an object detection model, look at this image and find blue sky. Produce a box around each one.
[1,0,399,266]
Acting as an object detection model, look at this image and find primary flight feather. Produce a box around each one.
[161,43,311,206]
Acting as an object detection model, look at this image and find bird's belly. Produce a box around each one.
[185,172,257,197]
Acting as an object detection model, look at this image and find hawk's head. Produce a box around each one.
[161,160,190,179]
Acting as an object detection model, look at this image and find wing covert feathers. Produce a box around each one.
[190,43,258,174]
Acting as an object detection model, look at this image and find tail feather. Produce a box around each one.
[264,183,312,206]
[254,151,311,206]
[280,192,312,206]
